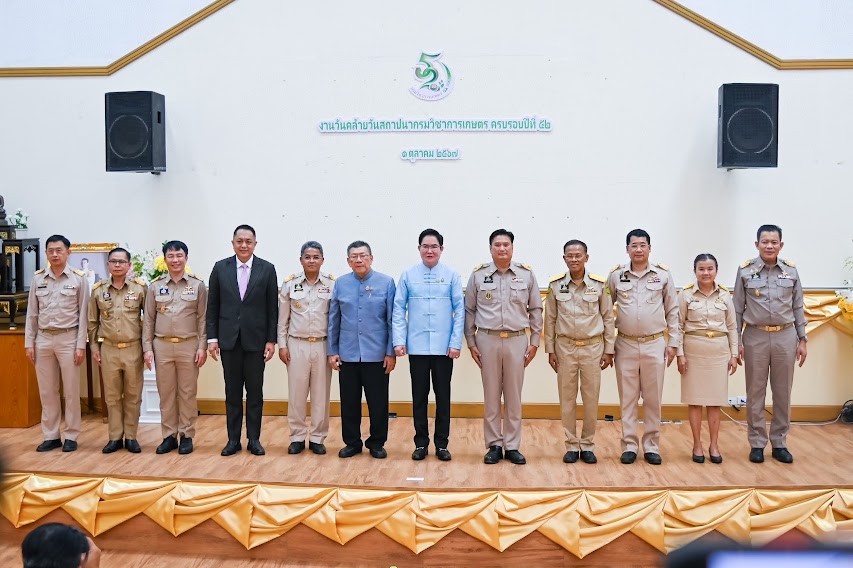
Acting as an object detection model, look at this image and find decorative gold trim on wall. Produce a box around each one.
[0,0,236,78]
[654,0,853,70]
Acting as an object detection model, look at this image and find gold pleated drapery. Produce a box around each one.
[2,473,852,557]
[804,291,853,335]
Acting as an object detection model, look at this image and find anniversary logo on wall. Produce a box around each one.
[409,51,454,101]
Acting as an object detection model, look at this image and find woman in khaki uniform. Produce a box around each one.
[676,254,738,464]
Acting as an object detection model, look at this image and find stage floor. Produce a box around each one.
[2,413,851,490]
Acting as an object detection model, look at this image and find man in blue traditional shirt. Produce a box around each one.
[328,241,396,459]
[392,228,464,462]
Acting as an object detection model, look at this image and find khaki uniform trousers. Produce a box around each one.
[478,332,527,450]
[614,335,665,454]
[101,343,144,440]
[35,330,81,441]
[743,326,796,449]
[286,337,332,444]
[556,338,604,452]
[153,338,199,439]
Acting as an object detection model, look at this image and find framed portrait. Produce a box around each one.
[69,243,118,288]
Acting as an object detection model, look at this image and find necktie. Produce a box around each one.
[238,264,249,300]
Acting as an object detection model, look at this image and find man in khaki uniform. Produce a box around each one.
[465,229,543,465]
[142,240,208,455]
[607,229,679,465]
[278,241,335,455]
[733,224,807,464]
[24,234,89,453]
[87,247,147,454]
[544,239,615,465]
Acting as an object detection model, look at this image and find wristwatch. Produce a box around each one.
[798,335,808,342]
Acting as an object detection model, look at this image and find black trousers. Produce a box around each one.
[221,341,266,442]
[339,361,388,450]
[409,355,453,449]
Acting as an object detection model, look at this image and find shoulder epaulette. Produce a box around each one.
[718,284,729,292]
[133,277,147,286]
[283,274,295,283]
[610,264,621,274]
[740,258,754,269]
[682,283,694,289]
[72,268,85,277]
[655,262,669,271]
[549,272,566,283]
[472,263,488,272]
[589,273,605,283]
[154,273,168,282]
[324,272,335,280]
[519,262,532,271]
[34,268,45,275]
[187,272,198,280]
[92,280,104,291]
[782,259,796,268]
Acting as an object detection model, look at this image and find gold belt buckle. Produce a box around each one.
[575,339,586,346]
[705,331,715,338]
[307,337,317,342]
[499,331,509,338]
[169,337,181,343]
[767,325,781,332]
[116,342,128,349]
[638,336,647,343]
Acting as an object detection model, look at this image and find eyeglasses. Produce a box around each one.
[563,255,585,261]
[419,245,441,250]
[628,244,649,251]
[348,254,371,261]
[108,260,129,265]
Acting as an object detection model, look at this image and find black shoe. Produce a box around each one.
[102,440,123,454]
[288,441,305,455]
[749,448,765,463]
[505,450,526,465]
[412,447,427,460]
[309,442,326,455]
[709,453,723,464]
[36,439,62,452]
[369,447,387,459]
[156,436,178,454]
[221,441,242,456]
[644,452,662,465]
[178,436,193,455]
[338,445,362,458]
[563,451,579,464]
[125,439,142,453]
[484,445,503,464]
[436,448,452,461]
[693,454,705,463]
[248,439,265,456]
[771,448,793,464]
[621,451,637,464]
[580,451,598,464]
[62,440,78,452]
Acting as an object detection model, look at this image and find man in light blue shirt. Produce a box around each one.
[392,228,464,462]
[328,240,396,459]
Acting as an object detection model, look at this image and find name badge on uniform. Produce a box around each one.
[294,283,304,292]
[750,272,761,280]
[648,276,661,283]
[37,283,47,289]
[584,286,597,295]
[484,275,494,284]
[126,293,137,301]
[159,286,169,295]
[63,284,76,290]
[780,271,790,279]
[619,271,629,282]
[181,286,197,300]
[559,283,570,292]
[318,286,330,294]
[102,291,111,300]
[512,277,524,283]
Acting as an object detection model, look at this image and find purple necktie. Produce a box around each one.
[238,264,249,300]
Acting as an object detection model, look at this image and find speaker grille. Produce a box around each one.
[727,108,774,154]
[108,115,150,159]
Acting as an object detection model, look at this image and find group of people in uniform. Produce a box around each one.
[24,223,806,466]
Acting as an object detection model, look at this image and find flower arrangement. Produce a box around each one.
[12,208,28,229]
[839,254,853,322]
[131,245,192,284]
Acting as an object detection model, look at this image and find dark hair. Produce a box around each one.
[45,235,71,249]
[233,224,256,238]
[301,241,324,256]
[419,228,444,246]
[756,224,782,241]
[347,240,372,256]
[626,229,650,246]
[22,523,90,568]
[693,253,718,270]
[80,258,89,263]
[563,239,588,254]
[489,228,514,245]
[162,241,188,256]
[108,247,131,261]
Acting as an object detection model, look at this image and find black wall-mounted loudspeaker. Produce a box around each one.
[717,83,778,169]
[105,91,165,172]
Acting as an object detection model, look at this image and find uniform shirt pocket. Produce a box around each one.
[686,301,704,322]
[510,281,527,304]
[582,293,599,315]
[744,278,767,290]
[478,283,498,303]
[708,301,727,324]
[59,288,77,306]
[615,282,633,305]
[645,281,663,303]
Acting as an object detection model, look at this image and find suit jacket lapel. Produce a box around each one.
[243,257,261,301]
[225,256,240,299]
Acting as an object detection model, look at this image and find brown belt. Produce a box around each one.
[291,336,326,342]
[684,330,727,339]
[479,328,526,338]
[39,326,78,335]
[102,338,141,349]
[155,335,197,344]
[748,323,794,332]
[617,331,665,343]
[557,334,602,346]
